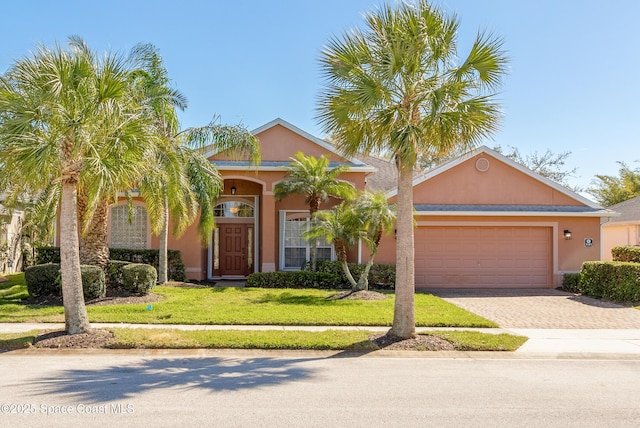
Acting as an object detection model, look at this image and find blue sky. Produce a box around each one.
[2,0,638,193]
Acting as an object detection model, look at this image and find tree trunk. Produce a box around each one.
[335,241,358,288]
[78,192,110,270]
[356,255,376,291]
[309,198,319,271]
[60,180,91,334]
[158,196,169,284]
[389,160,415,339]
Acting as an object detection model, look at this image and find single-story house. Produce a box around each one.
[58,118,617,288]
[601,195,640,260]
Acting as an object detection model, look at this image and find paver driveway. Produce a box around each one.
[427,288,640,329]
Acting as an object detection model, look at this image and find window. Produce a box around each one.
[280,211,333,269]
[214,201,254,218]
[110,205,148,249]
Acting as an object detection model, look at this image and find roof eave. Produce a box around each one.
[414,209,619,218]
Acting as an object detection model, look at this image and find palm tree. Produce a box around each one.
[304,202,361,287]
[274,152,356,270]
[318,0,507,338]
[131,44,260,284]
[0,37,155,333]
[352,191,396,290]
[305,191,395,290]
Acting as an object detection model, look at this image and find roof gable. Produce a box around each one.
[389,145,602,209]
[606,195,640,223]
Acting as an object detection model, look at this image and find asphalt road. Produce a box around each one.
[1,350,640,427]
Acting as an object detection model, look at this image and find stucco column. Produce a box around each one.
[261,192,277,272]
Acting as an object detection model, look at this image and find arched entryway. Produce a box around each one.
[208,177,262,279]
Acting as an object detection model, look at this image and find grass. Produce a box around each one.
[0,328,527,352]
[0,273,497,327]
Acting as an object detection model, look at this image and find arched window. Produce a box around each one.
[110,205,148,249]
[213,201,254,218]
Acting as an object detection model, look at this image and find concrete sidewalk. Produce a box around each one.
[2,322,640,356]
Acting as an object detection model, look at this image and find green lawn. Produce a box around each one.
[0,273,496,327]
[0,328,527,352]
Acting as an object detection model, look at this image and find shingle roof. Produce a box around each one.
[360,154,423,192]
[606,196,640,223]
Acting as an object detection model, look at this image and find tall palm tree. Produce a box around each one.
[274,152,356,270]
[131,44,260,284]
[318,0,507,338]
[0,37,154,333]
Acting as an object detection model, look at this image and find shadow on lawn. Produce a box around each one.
[31,356,317,402]
[250,292,334,306]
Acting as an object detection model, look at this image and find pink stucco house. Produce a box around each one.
[601,196,640,260]
[91,118,616,288]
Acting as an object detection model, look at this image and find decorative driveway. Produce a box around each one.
[427,288,640,329]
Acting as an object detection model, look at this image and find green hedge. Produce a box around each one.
[580,261,640,302]
[561,272,581,293]
[35,246,187,281]
[121,263,157,294]
[611,246,640,263]
[246,271,343,289]
[25,263,61,297]
[24,263,106,300]
[304,260,396,290]
[107,260,131,289]
[79,265,106,300]
[34,247,61,264]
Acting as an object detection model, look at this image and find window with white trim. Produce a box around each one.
[110,205,148,249]
[280,211,334,269]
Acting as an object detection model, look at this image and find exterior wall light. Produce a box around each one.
[231,186,236,195]
[564,229,572,240]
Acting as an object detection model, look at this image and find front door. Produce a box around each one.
[219,224,252,276]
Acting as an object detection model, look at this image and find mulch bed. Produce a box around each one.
[327,290,389,300]
[369,333,455,351]
[34,329,115,349]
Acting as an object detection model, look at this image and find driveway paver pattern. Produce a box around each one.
[427,288,640,329]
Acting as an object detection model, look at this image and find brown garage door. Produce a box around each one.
[415,226,552,288]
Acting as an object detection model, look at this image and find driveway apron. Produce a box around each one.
[427,288,640,329]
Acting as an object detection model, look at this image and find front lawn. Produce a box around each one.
[0,328,527,351]
[0,273,496,327]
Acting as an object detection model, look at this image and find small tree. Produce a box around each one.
[589,162,640,206]
[274,152,355,270]
[305,191,395,290]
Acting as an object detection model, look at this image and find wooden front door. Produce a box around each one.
[219,224,252,276]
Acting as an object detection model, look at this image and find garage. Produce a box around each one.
[415,226,552,288]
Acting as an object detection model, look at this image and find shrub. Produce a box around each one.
[108,260,131,288]
[35,247,187,281]
[80,265,106,300]
[580,261,640,302]
[109,248,186,281]
[25,263,61,297]
[34,246,61,264]
[561,272,581,293]
[121,263,157,294]
[246,271,343,289]
[611,246,640,263]
[307,260,396,290]
[24,263,106,300]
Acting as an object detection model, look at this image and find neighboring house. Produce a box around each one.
[0,200,24,274]
[59,118,616,288]
[601,195,640,260]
